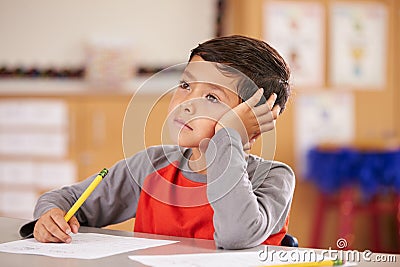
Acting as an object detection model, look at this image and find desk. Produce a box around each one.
[1,217,399,267]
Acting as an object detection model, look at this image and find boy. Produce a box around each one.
[21,35,295,249]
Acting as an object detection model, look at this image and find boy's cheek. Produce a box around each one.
[167,92,183,112]
[197,105,229,119]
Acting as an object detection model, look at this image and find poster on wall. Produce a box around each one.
[294,91,355,176]
[263,1,325,88]
[330,2,388,89]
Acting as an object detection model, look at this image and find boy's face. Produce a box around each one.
[167,56,240,147]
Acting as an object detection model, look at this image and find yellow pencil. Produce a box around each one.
[259,259,345,267]
[64,168,109,222]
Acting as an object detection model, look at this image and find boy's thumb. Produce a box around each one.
[68,216,80,233]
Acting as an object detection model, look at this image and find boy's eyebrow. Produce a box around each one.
[182,70,196,80]
[182,70,232,99]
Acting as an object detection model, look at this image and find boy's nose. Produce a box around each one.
[180,99,195,115]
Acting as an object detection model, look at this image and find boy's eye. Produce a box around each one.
[179,80,190,90]
[206,94,219,103]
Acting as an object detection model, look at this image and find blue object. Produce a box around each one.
[306,147,400,198]
[281,233,299,247]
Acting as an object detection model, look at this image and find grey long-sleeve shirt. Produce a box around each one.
[30,128,295,249]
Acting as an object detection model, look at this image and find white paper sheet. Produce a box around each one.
[0,233,177,259]
[129,251,356,267]
[130,252,264,267]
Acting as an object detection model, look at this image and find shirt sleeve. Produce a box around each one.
[205,128,295,249]
[33,151,149,227]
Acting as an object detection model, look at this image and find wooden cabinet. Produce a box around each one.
[73,95,131,180]
[0,95,77,218]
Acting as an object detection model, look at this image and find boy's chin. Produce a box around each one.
[168,134,207,148]
[175,139,203,148]
[176,141,200,148]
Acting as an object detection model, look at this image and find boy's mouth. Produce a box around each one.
[173,118,193,131]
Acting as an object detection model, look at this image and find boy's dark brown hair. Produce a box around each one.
[189,35,291,113]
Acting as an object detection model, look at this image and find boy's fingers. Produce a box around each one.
[45,218,72,243]
[48,213,72,243]
[254,103,281,120]
[271,105,281,120]
[39,229,63,243]
[245,88,264,107]
[33,221,54,243]
[51,212,71,234]
[69,216,80,233]
[253,104,273,117]
[33,208,74,243]
[36,218,67,243]
[256,114,274,126]
[260,121,276,133]
[266,93,277,110]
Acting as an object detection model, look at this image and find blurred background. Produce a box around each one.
[0,0,399,253]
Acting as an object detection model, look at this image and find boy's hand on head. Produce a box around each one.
[33,208,80,243]
[215,88,280,144]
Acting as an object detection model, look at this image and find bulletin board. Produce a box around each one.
[260,0,397,172]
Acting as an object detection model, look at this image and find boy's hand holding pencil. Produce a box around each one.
[33,168,108,243]
[34,208,80,243]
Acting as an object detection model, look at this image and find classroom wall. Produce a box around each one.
[0,0,216,67]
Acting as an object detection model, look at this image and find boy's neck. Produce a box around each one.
[188,148,207,175]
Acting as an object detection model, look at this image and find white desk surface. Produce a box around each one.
[0,217,398,267]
